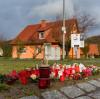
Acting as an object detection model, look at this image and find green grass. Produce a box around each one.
[0,57,41,74]
[0,57,100,74]
[49,58,100,65]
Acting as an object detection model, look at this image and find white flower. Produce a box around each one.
[56,64,60,69]
[58,70,63,78]
[66,65,71,69]
[50,72,55,78]
[79,63,86,72]
[30,74,37,80]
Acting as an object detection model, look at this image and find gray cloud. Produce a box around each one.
[0,0,100,40]
[28,0,74,19]
[74,0,100,23]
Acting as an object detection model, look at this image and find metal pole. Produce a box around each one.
[63,29,65,59]
[63,0,65,28]
[62,0,66,59]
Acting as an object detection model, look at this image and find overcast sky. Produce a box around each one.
[0,0,100,40]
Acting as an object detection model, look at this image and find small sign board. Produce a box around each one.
[71,34,80,47]
[71,34,84,48]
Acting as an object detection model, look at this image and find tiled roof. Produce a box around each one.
[11,18,78,45]
[11,24,40,44]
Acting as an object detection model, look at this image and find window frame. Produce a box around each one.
[18,47,27,54]
[39,32,44,39]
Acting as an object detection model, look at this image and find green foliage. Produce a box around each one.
[1,42,12,57]
[0,74,4,83]
[92,69,100,75]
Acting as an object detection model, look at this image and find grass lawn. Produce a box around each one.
[0,58,41,74]
[0,57,100,74]
[0,57,100,99]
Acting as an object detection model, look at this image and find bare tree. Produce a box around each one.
[76,12,96,38]
[75,12,97,58]
[0,34,12,57]
[0,34,6,47]
[55,11,97,36]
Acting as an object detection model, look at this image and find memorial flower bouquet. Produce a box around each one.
[18,70,30,85]
[0,63,99,85]
[50,63,99,81]
[90,65,100,75]
[4,70,18,85]
[30,68,39,82]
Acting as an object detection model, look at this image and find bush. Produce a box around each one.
[1,42,12,57]
[0,74,5,83]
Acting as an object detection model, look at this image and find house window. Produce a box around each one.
[44,43,51,58]
[18,47,27,53]
[39,32,44,39]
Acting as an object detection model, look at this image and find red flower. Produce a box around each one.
[31,69,39,77]
[60,73,65,82]
[82,68,92,78]
[64,69,70,76]
[19,77,28,85]
[35,69,39,76]
[54,69,58,77]
[9,70,19,79]
[18,70,29,85]
[75,65,80,73]
[73,73,81,80]
[68,68,74,75]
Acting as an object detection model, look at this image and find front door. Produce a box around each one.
[44,44,60,60]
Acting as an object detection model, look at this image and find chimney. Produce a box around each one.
[40,20,47,27]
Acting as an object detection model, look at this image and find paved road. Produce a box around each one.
[20,79,100,99]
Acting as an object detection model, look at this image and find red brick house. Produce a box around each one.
[11,19,79,60]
